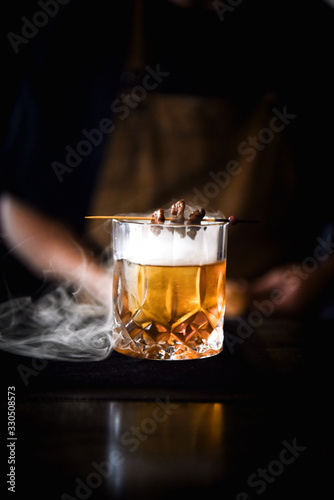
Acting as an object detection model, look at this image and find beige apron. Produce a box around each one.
[87,1,296,281]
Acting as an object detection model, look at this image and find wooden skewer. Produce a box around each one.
[86,215,209,220]
[85,216,150,220]
[85,215,258,224]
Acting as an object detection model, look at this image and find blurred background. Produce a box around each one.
[1,0,334,318]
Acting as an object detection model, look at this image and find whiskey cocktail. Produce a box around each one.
[112,205,227,360]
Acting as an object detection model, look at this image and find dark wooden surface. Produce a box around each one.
[1,318,332,499]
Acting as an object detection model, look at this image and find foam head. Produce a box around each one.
[112,220,227,266]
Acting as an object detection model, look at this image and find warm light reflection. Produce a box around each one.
[225,279,249,318]
[106,400,225,494]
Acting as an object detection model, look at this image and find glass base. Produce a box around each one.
[113,327,224,361]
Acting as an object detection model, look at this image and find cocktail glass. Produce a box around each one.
[112,218,227,360]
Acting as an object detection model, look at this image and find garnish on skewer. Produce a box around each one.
[186,208,206,239]
[171,199,185,224]
[187,208,206,225]
[85,199,258,225]
[85,214,258,224]
[151,209,165,224]
[150,209,166,235]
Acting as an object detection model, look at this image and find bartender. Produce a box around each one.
[1,0,334,317]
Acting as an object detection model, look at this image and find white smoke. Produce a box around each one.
[0,285,115,361]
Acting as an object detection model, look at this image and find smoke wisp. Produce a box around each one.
[0,285,115,361]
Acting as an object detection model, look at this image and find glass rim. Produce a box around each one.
[111,218,228,228]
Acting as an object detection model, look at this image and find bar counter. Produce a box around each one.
[1,318,332,499]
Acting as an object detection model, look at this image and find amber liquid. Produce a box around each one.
[113,259,226,359]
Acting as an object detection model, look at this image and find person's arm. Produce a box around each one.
[248,255,334,317]
[0,193,112,305]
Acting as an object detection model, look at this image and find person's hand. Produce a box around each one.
[248,259,334,317]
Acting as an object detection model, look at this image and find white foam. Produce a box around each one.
[115,222,224,266]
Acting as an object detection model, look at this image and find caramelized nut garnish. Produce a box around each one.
[187,208,206,225]
[171,199,185,223]
[187,208,206,239]
[151,209,165,224]
[150,209,165,235]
